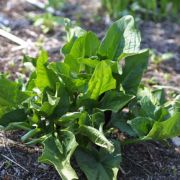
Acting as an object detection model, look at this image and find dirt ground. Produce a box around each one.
[0,0,180,179]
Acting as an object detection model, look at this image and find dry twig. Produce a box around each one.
[1,154,29,172]
[0,29,27,47]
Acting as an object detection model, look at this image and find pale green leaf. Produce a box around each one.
[86,61,116,100]
[70,31,100,58]
[144,112,180,140]
[79,125,114,152]
[35,51,57,91]
[98,15,140,61]
[39,131,78,180]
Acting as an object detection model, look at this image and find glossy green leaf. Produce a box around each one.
[79,125,114,152]
[64,54,80,74]
[62,36,76,56]
[39,131,78,180]
[144,112,180,140]
[78,58,100,68]
[70,31,100,58]
[78,59,122,74]
[48,62,70,76]
[98,15,140,61]
[86,61,116,100]
[35,51,57,91]
[105,60,122,74]
[56,112,81,125]
[138,86,163,105]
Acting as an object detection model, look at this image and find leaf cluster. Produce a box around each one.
[0,15,179,180]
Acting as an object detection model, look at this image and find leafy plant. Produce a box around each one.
[101,0,129,18]
[0,15,179,180]
[32,13,66,33]
[150,50,174,65]
[101,0,180,21]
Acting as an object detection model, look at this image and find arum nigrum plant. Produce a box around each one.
[0,15,179,180]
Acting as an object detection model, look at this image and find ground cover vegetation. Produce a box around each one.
[101,0,180,21]
[0,14,180,180]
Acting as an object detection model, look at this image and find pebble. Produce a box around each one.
[172,137,180,146]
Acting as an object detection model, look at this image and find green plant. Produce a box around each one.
[0,15,179,180]
[32,13,65,33]
[101,0,129,18]
[101,0,180,21]
[150,50,174,65]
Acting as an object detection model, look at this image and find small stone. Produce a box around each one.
[172,137,180,146]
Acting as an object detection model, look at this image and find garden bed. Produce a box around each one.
[0,0,179,179]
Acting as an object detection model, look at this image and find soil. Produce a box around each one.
[0,0,180,179]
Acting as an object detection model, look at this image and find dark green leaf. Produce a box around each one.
[40,92,60,116]
[0,77,28,108]
[128,117,154,137]
[120,49,149,94]
[110,113,136,136]
[99,90,134,112]
[75,141,121,180]
[91,112,104,129]
[0,109,27,127]
[53,82,70,118]
[139,96,156,119]
[152,89,166,105]
[5,122,30,131]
